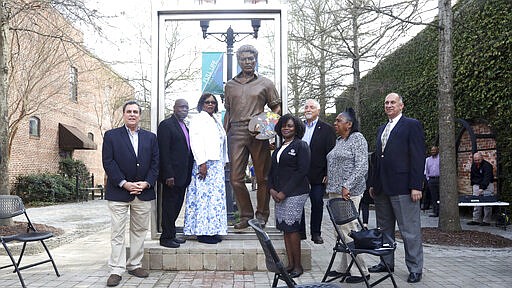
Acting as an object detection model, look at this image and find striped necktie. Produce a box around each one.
[381,119,393,152]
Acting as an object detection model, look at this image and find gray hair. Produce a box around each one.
[304,99,320,109]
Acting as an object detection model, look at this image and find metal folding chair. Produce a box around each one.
[248,219,341,288]
[0,195,60,288]
[322,198,397,287]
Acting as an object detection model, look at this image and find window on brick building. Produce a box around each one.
[29,116,40,137]
[88,132,94,141]
[70,66,78,101]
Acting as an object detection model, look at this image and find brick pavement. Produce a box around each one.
[1,197,512,287]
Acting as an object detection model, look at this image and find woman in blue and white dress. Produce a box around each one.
[184,93,229,244]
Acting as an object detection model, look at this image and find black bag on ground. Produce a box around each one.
[349,228,384,249]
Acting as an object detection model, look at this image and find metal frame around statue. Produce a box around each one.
[150,4,288,239]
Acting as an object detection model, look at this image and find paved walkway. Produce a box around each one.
[1,198,512,287]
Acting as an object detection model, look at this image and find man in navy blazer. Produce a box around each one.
[102,101,159,287]
[157,99,194,248]
[369,93,425,284]
[299,99,336,244]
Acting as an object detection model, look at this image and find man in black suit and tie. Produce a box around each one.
[299,99,336,244]
[103,100,159,287]
[369,93,425,283]
[158,99,194,248]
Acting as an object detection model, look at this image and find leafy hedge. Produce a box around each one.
[13,158,90,204]
[348,0,511,202]
[14,174,75,204]
[59,157,90,188]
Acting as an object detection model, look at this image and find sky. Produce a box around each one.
[83,0,153,79]
[81,0,439,113]
[82,0,281,111]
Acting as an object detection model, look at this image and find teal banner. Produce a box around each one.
[201,52,224,95]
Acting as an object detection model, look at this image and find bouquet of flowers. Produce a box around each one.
[248,111,280,140]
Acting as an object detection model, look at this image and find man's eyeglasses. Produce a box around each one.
[204,101,217,105]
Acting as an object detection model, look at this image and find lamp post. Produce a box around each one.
[200,19,260,225]
[200,19,260,82]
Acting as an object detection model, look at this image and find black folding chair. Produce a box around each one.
[322,198,397,288]
[248,219,341,288]
[0,195,60,288]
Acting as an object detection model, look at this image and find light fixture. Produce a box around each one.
[200,20,210,39]
[251,19,261,39]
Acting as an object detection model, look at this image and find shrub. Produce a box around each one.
[59,158,90,187]
[14,174,75,204]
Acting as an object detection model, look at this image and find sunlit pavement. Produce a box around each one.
[1,194,512,287]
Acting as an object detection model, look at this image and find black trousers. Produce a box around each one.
[428,177,440,215]
[160,185,186,240]
[300,184,325,236]
[421,179,431,210]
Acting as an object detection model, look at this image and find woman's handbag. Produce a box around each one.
[348,227,384,249]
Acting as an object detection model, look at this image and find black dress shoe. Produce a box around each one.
[467,221,480,225]
[407,272,422,283]
[480,222,491,226]
[288,270,303,278]
[368,263,394,273]
[160,239,180,248]
[312,234,324,244]
[345,275,370,283]
[173,237,186,244]
[197,235,220,244]
[327,270,350,277]
[326,271,351,278]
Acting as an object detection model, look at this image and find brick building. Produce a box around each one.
[7,4,133,189]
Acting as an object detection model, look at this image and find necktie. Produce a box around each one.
[381,120,393,152]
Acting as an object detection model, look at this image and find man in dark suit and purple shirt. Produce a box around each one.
[103,100,159,287]
[299,99,336,244]
[368,93,425,283]
[157,99,194,248]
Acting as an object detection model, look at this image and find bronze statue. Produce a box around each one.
[224,44,281,229]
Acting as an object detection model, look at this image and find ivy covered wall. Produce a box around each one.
[354,0,511,201]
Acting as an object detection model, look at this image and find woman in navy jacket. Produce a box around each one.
[268,114,311,278]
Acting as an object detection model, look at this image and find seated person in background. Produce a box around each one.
[467,152,494,226]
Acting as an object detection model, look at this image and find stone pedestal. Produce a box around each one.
[145,184,311,271]
[140,227,312,271]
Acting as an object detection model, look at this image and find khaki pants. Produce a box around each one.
[108,197,151,275]
[472,184,494,223]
